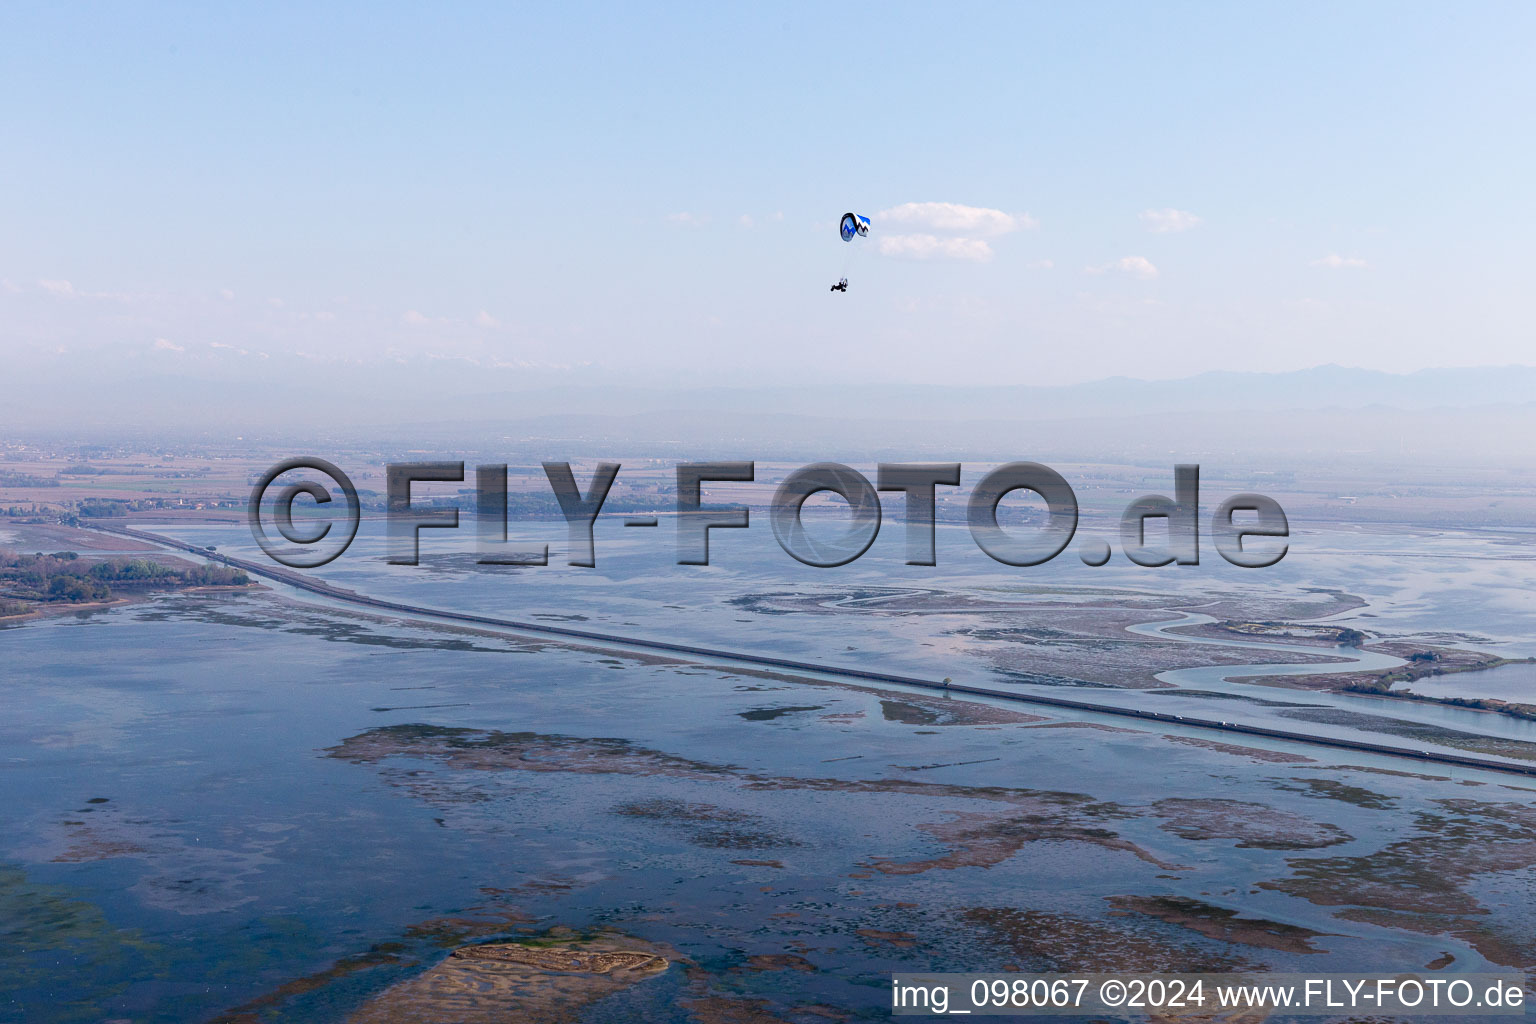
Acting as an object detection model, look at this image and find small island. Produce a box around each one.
[0,549,251,617]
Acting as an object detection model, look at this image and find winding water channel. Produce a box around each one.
[1112,612,1536,742]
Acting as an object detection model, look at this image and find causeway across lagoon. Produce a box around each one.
[83,520,1536,781]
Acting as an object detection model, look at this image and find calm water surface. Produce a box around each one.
[2,519,1534,1021]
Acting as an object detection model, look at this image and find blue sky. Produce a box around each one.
[2,3,1533,388]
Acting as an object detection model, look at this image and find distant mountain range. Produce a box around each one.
[7,354,1536,463]
[442,364,1536,423]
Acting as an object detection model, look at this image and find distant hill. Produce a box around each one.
[5,352,1535,465]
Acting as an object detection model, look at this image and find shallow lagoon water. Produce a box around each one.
[162,515,1536,753]
[3,517,1536,1021]
[1400,660,1536,702]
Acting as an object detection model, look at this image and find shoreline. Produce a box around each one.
[0,583,264,626]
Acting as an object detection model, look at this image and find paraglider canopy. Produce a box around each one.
[831,211,870,293]
[839,213,870,242]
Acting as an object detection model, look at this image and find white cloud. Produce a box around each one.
[879,234,994,262]
[402,310,432,325]
[877,202,1035,237]
[1086,256,1159,279]
[738,214,754,229]
[35,278,135,301]
[219,288,235,300]
[1119,256,1159,278]
[210,341,251,356]
[666,211,703,226]
[872,203,1032,263]
[1312,253,1368,269]
[475,310,499,327]
[1140,208,1202,233]
[152,338,184,352]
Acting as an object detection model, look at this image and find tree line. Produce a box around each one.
[0,551,250,604]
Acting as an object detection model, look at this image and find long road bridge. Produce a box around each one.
[82,519,1536,781]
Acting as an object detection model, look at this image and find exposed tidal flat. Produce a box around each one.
[2,519,1535,1020]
